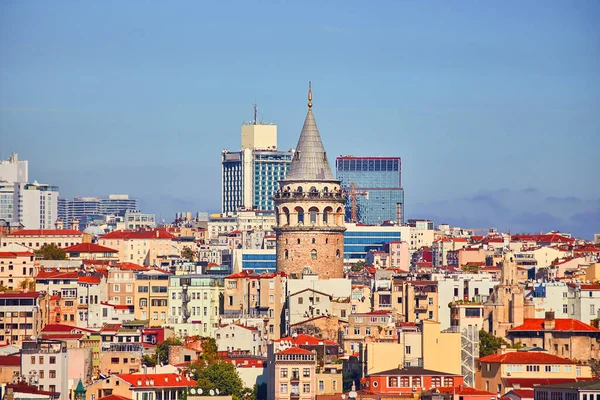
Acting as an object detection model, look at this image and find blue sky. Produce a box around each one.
[1,1,599,238]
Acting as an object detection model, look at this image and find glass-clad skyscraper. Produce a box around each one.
[336,156,404,225]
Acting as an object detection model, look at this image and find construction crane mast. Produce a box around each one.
[346,182,368,223]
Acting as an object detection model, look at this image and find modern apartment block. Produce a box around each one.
[58,194,139,226]
[222,115,292,213]
[336,156,404,225]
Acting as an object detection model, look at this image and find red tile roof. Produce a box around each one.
[0,251,33,258]
[437,387,495,396]
[8,229,83,236]
[274,334,337,346]
[65,243,118,253]
[40,333,85,339]
[225,270,286,279]
[0,355,21,366]
[0,291,41,299]
[78,275,102,284]
[98,395,131,400]
[277,347,315,355]
[508,318,600,333]
[567,283,600,291]
[479,351,574,364]
[101,229,176,240]
[100,302,134,310]
[41,324,98,334]
[503,377,594,388]
[36,269,79,280]
[502,389,535,399]
[116,373,197,388]
[118,262,149,271]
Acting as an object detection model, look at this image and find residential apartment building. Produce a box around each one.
[362,367,464,396]
[534,381,600,400]
[215,323,263,355]
[98,229,177,266]
[222,118,292,213]
[476,349,592,396]
[267,344,316,400]
[64,243,119,261]
[134,270,170,326]
[107,266,141,307]
[2,229,89,251]
[86,372,196,400]
[35,269,80,325]
[336,156,404,225]
[167,274,224,337]
[343,310,397,354]
[432,238,469,267]
[407,219,435,253]
[0,291,49,346]
[76,274,107,328]
[223,270,287,340]
[506,312,600,360]
[0,248,37,290]
[99,322,144,375]
[21,339,69,400]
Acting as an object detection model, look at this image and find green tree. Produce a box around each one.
[141,353,157,367]
[461,263,480,274]
[191,360,244,398]
[155,337,182,365]
[181,246,196,261]
[343,369,360,392]
[351,260,366,272]
[35,243,67,260]
[479,330,509,357]
[252,383,267,400]
[200,337,218,363]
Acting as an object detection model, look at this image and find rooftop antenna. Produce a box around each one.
[308,81,313,108]
[253,104,258,125]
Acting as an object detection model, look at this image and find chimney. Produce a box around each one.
[543,311,555,330]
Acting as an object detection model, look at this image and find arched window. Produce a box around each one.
[323,206,333,224]
[323,187,329,193]
[309,206,318,224]
[284,250,289,260]
[295,207,304,224]
[311,249,317,260]
[297,186,303,193]
[325,238,329,244]
[312,238,316,244]
[282,207,290,226]
[336,249,340,259]
[297,238,301,245]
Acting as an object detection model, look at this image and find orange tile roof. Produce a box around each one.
[78,275,102,284]
[8,229,83,236]
[0,251,33,258]
[98,395,131,400]
[116,373,196,388]
[509,318,600,332]
[479,351,574,364]
[437,387,496,396]
[65,243,118,253]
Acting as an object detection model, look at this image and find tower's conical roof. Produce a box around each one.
[285,85,335,182]
[75,379,86,394]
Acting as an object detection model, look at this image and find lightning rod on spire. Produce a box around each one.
[308,81,313,108]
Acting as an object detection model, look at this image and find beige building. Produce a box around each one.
[98,229,177,267]
[421,320,461,375]
[215,323,263,355]
[343,310,397,354]
[0,247,37,290]
[267,344,316,400]
[0,291,49,346]
[315,364,343,396]
[391,279,439,323]
[64,242,119,261]
[506,312,600,360]
[134,270,170,326]
[451,302,485,331]
[223,270,286,340]
[476,349,592,396]
[1,229,90,251]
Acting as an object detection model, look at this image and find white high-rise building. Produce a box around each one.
[0,152,28,183]
[0,154,59,229]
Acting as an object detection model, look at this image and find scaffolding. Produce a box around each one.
[461,325,479,387]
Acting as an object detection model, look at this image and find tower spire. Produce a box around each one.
[308,81,312,108]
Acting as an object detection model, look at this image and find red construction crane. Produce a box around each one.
[347,182,368,223]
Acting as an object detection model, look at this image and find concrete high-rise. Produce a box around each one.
[58,194,139,226]
[274,84,347,279]
[336,156,404,225]
[222,109,292,213]
[0,153,58,229]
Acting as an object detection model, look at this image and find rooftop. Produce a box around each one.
[479,351,574,364]
[369,367,460,377]
[508,318,600,333]
[65,242,118,253]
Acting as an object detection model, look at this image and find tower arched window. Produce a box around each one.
[336,249,340,259]
[325,238,329,244]
[284,250,289,260]
[297,238,301,245]
[311,249,317,260]
[312,238,316,244]
[309,207,319,224]
[296,207,304,225]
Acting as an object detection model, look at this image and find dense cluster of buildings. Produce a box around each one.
[1,87,599,400]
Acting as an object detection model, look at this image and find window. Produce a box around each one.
[565,365,572,372]
[39,356,44,364]
[563,304,568,314]
[412,377,421,388]
[428,297,434,305]
[153,312,158,320]
[303,368,310,377]
[365,327,371,335]
[280,384,288,394]
[432,377,441,387]
[298,297,303,304]
[111,357,119,364]
[126,296,133,305]
[591,305,595,315]
[281,368,288,377]
[292,368,299,379]
[405,346,411,355]
[49,370,56,378]
[49,385,56,393]
[303,384,311,393]
[319,381,324,391]
[443,377,454,387]
[311,249,317,259]
[114,284,120,292]
[354,327,360,335]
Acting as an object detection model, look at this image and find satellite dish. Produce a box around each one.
[209,389,215,396]
[216,389,220,395]
[190,389,196,395]
[198,389,203,395]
